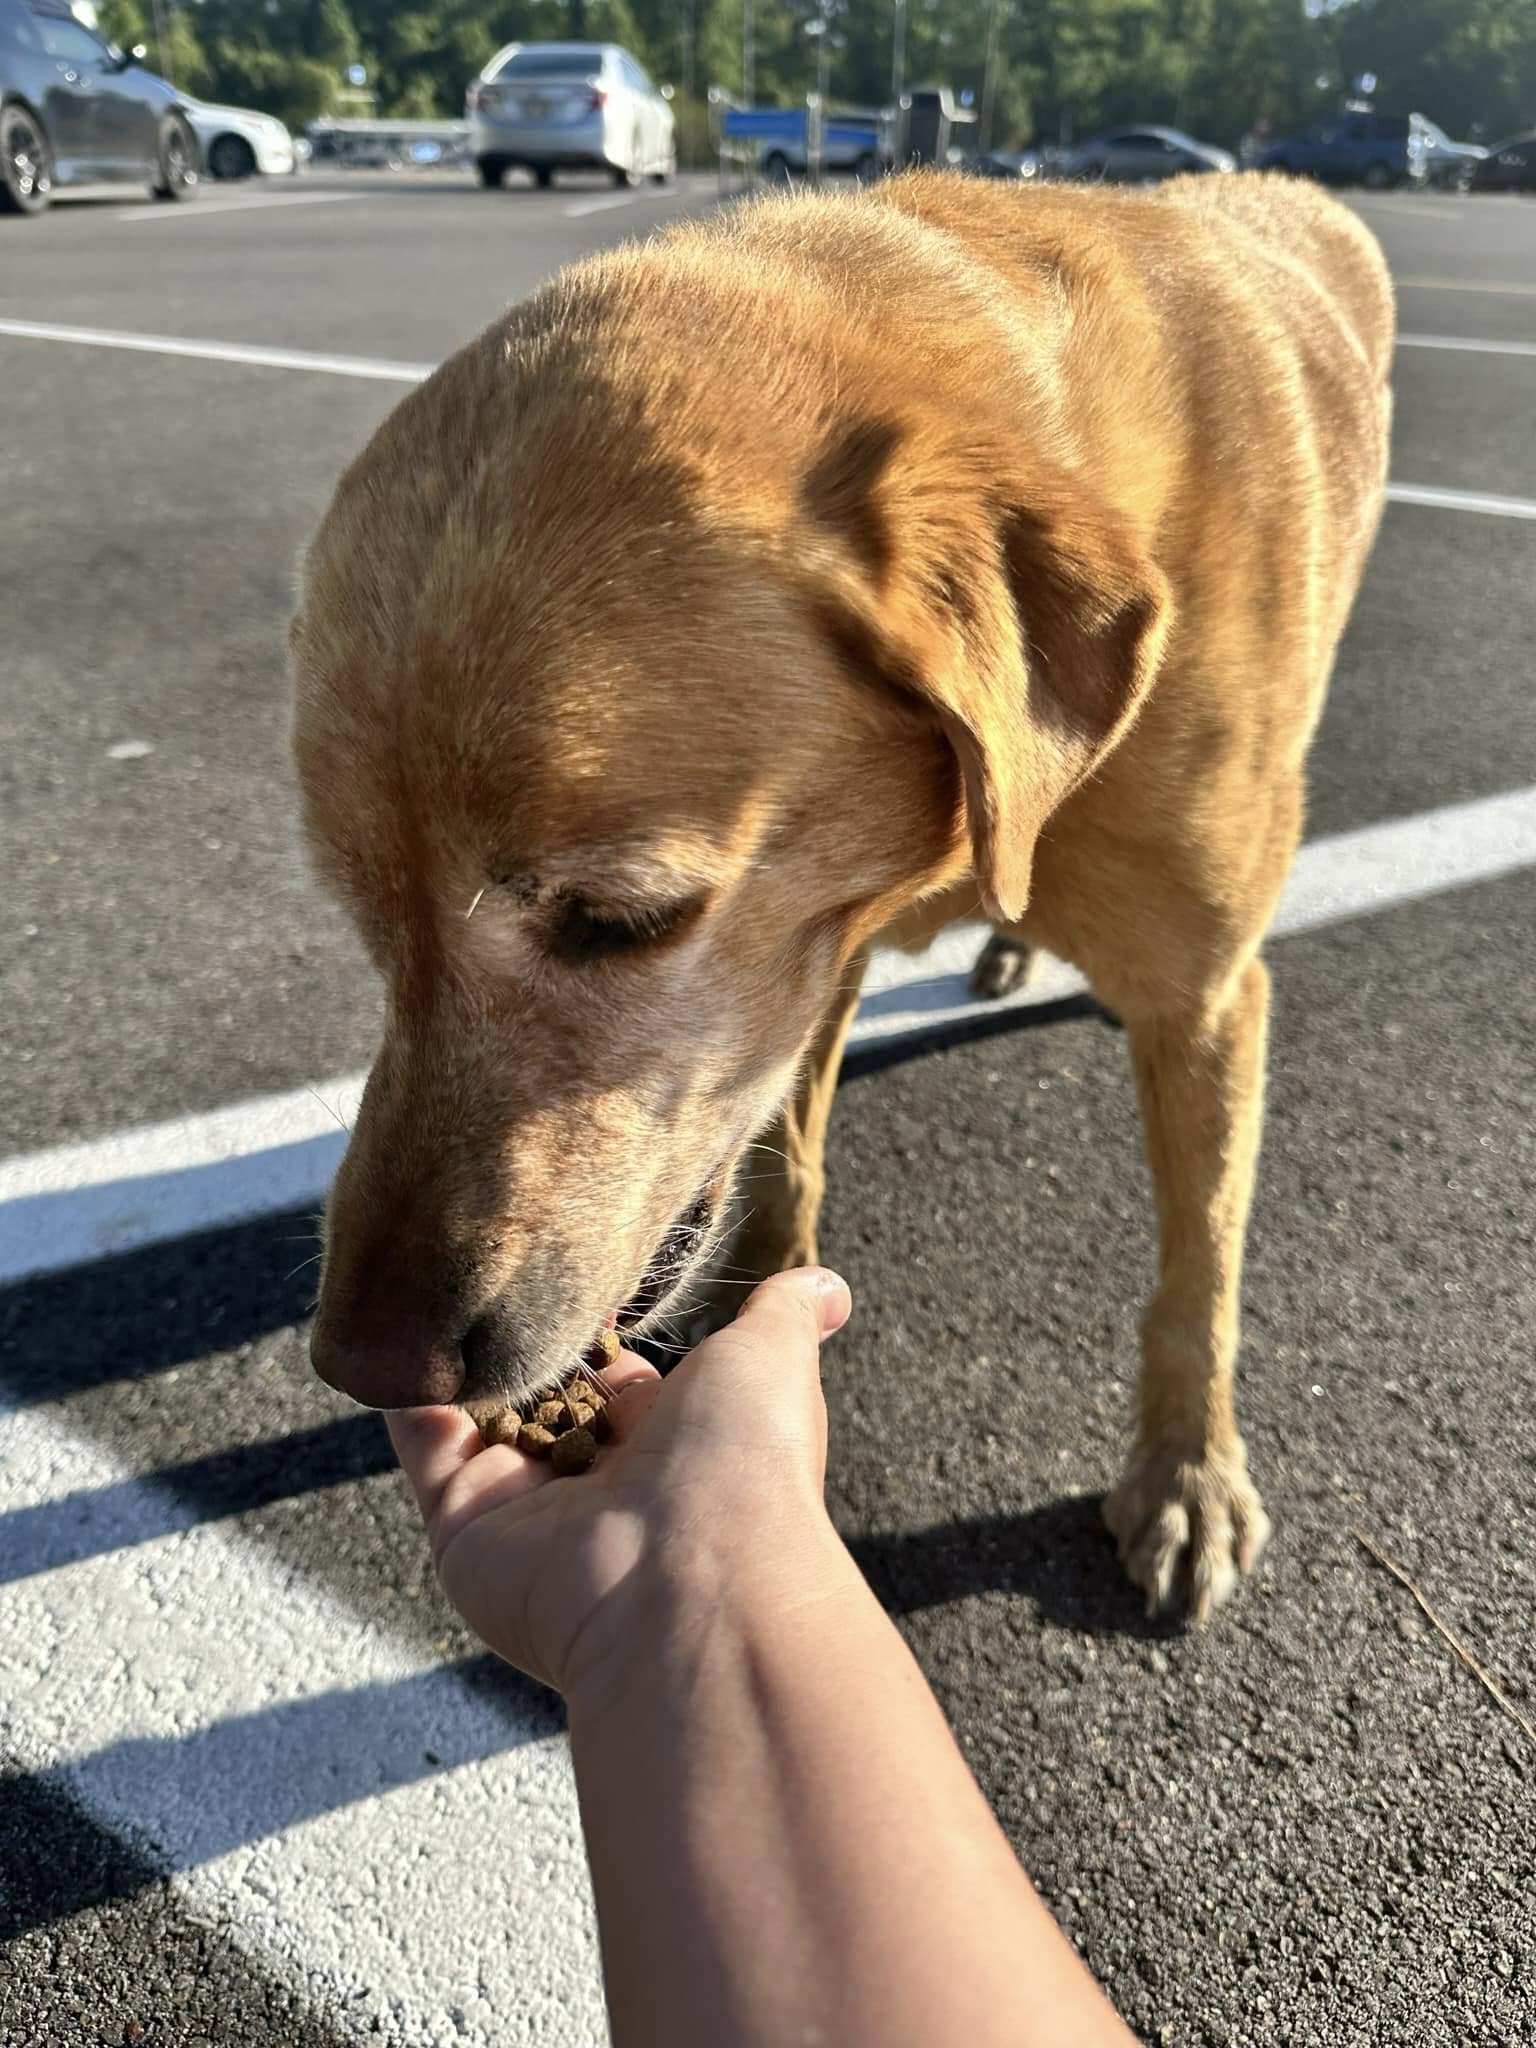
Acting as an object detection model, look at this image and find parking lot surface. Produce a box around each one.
[2,172,1533,2047]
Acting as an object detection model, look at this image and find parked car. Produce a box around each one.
[1471,131,1536,193]
[467,41,674,189]
[1414,117,1485,191]
[1253,111,1427,189]
[0,0,198,213]
[1057,125,1234,183]
[959,145,1049,181]
[184,98,294,180]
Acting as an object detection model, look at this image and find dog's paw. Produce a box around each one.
[1103,1440,1271,1623]
[969,933,1032,1000]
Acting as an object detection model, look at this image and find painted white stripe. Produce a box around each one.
[563,188,646,217]
[1385,481,1536,521]
[113,190,357,224]
[0,317,432,384]
[564,183,689,218]
[2,1398,601,2047]
[1397,330,1536,359]
[4,787,1534,1286]
[1397,275,1536,298]
[5,312,1534,403]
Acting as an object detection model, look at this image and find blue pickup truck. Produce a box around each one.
[1253,111,1428,189]
[719,103,890,180]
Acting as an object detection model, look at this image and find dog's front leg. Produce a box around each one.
[1105,955,1273,1620]
[731,953,870,1284]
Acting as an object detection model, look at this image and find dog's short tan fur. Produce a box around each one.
[293,171,1392,1618]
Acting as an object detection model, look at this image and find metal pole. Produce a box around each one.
[742,0,754,108]
[681,0,695,169]
[891,0,905,107]
[980,0,1002,152]
[150,0,172,85]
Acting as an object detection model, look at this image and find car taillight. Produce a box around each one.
[586,88,607,112]
[467,82,485,111]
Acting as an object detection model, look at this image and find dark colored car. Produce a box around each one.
[1471,131,1536,193]
[1254,112,1426,189]
[0,0,198,215]
[1057,125,1235,183]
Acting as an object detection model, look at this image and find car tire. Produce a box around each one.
[208,133,256,181]
[153,112,200,200]
[1362,160,1395,190]
[477,155,507,188]
[533,164,553,189]
[0,101,53,216]
[649,149,675,185]
[763,149,793,185]
[611,142,642,189]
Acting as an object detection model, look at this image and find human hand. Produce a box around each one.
[387,1267,853,1699]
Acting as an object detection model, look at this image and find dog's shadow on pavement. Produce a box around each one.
[847,1494,1173,1641]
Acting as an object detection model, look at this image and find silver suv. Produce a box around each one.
[467,41,675,191]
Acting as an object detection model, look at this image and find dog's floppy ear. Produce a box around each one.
[802,417,1171,922]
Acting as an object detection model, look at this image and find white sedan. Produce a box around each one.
[184,100,296,180]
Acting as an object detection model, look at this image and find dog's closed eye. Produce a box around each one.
[550,893,706,966]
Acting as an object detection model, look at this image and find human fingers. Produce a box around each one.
[387,1404,487,1530]
[656,1267,851,1443]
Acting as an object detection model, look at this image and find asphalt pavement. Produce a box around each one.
[1,170,1533,2047]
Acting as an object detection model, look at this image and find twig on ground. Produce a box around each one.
[1352,1527,1536,1752]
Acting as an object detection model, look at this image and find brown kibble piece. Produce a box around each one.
[534,1399,568,1431]
[551,1426,598,1475]
[594,1326,622,1368]
[591,1404,614,1442]
[478,1410,522,1450]
[520,1423,558,1458]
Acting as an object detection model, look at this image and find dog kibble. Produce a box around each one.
[476,1359,616,1471]
[551,1426,599,1476]
[479,1410,523,1451]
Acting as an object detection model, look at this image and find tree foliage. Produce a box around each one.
[92,0,1536,149]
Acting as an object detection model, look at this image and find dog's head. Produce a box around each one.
[292,295,1167,1413]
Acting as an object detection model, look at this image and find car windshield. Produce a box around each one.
[495,48,603,79]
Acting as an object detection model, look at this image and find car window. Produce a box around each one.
[629,58,656,95]
[1345,119,1371,141]
[496,47,603,78]
[28,8,109,63]
[1373,115,1408,139]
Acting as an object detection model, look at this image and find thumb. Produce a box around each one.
[733,1265,852,1345]
[667,1265,851,1415]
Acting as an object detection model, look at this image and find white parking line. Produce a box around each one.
[0,317,431,384]
[1385,481,1536,520]
[1398,275,1536,298]
[6,314,1533,388]
[113,190,358,224]
[4,785,1534,1287]
[562,184,688,218]
[3,1397,601,2048]
[1397,331,1536,359]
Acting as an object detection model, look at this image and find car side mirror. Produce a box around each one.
[659,83,674,100]
[115,42,146,67]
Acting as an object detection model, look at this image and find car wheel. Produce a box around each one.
[649,148,675,185]
[763,149,793,185]
[611,140,642,189]
[477,155,507,188]
[153,112,200,200]
[208,133,256,181]
[1361,160,1395,190]
[0,102,53,216]
[533,164,553,189]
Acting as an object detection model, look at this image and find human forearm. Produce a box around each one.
[569,1524,1133,2048]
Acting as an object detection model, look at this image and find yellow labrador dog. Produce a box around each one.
[293,170,1392,1619]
